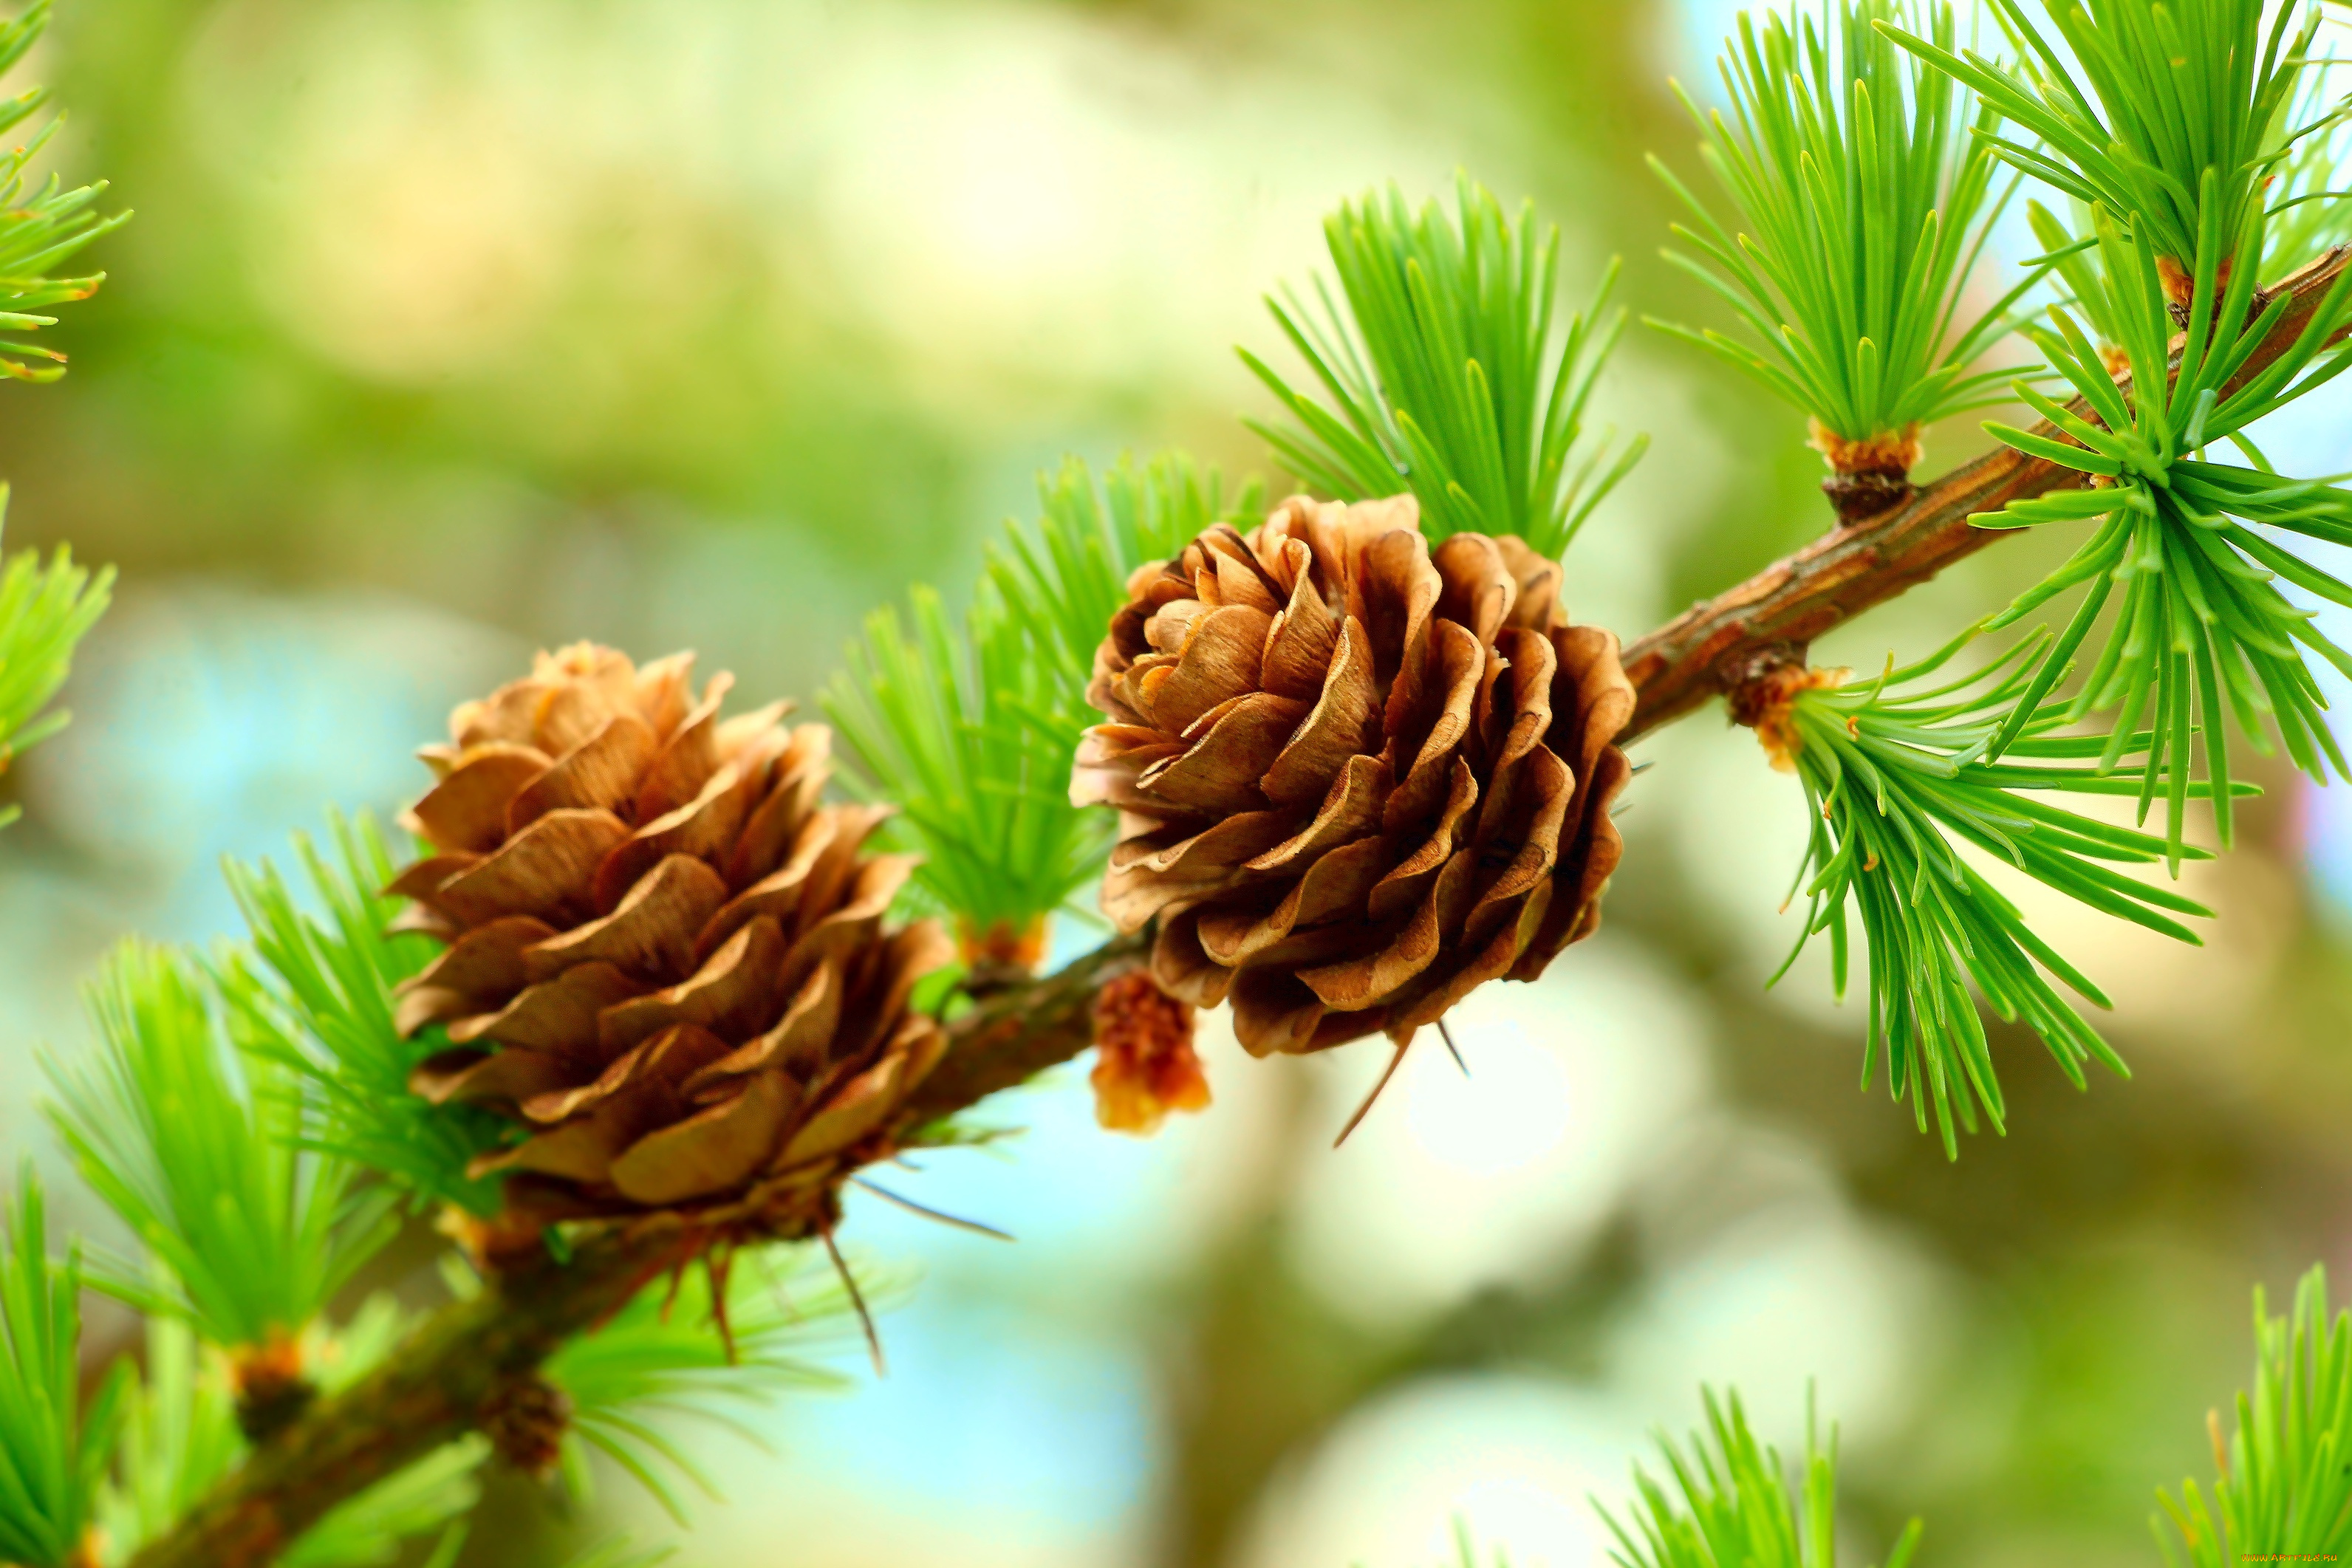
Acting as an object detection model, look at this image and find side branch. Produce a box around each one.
[127,932,1146,1568]
[1619,246,2352,744]
[905,930,1147,1119]
[128,1229,672,1568]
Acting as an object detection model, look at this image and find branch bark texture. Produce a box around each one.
[127,1229,672,1568]
[129,249,2352,1568]
[1619,245,2351,744]
[126,934,1147,1568]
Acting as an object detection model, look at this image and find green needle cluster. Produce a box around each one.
[830,581,1109,942]
[0,1174,123,1568]
[1886,0,2328,280]
[830,453,1245,949]
[1242,175,1645,557]
[1599,1387,1921,1568]
[985,453,1244,731]
[2260,62,2352,277]
[97,1317,238,1562]
[1578,1273,2345,1567]
[0,1,117,830]
[1652,0,2042,454]
[1774,637,2228,1157]
[2024,198,2127,356]
[0,1,126,383]
[2157,1267,2351,1566]
[222,815,508,1216]
[0,492,112,829]
[536,1244,879,1524]
[1975,196,2352,861]
[44,940,396,1353]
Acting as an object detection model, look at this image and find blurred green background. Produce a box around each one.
[3,0,2349,1563]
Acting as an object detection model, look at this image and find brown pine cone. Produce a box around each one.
[1072,496,1635,1055]
[389,643,954,1231]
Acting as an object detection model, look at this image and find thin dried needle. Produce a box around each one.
[704,1249,738,1366]
[850,1176,1015,1241]
[651,1228,707,1325]
[1437,1018,1469,1077]
[1334,1037,1412,1148]
[756,1252,814,1329]
[819,1219,886,1377]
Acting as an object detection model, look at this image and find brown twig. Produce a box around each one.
[127,249,2352,1567]
[1620,244,2351,744]
[126,1228,671,1568]
[126,931,1146,1568]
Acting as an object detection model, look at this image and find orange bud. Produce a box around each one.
[1090,970,1209,1134]
[229,1329,315,1442]
[1806,417,1922,479]
[1728,660,1847,773]
[957,916,1050,974]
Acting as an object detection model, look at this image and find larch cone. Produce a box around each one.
[1073,494,1635,1055]
[389,643,953,1233]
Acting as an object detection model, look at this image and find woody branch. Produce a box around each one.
[1621,246,2352,742]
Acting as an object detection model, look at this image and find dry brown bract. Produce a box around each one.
[1090,969,1209,1134]
[1073,495,1635,1055]
[1805,417,1923,481]
[390,643,953,1233]
[477,1372,574,1479]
